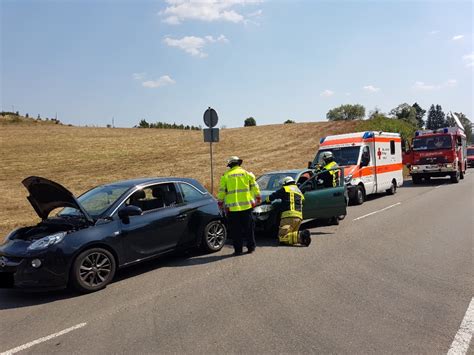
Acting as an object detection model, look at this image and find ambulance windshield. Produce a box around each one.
[316,147,360,166]
[412,135,452,151]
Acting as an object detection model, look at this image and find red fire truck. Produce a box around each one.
[403,127,468,184]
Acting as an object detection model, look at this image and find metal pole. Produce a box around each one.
[210,141,214,195]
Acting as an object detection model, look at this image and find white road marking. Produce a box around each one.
[0,323,87,355]
[353,202,401,221]
[447,298,474,355]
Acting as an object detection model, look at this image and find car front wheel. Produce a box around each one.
[202,220,227,252]
[71,247,116,293]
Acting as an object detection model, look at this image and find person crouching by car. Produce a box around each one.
[265,176,311,247]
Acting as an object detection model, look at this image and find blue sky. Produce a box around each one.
[1,0,472,128]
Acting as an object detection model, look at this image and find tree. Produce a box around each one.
[244,117,256,126]
[426,104,446,130]
[368,107,389,120]
[284,119,295,124]
[25,113,29,118]
[389,103,417,126]
[412,102,426,128]
[138,119,149,128]
[326,104,365,121]
[446,112,456,127]
[455,112,472,143]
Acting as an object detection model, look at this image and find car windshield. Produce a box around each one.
[58,185,130,218]
[257,173,298,191]
[467,148,474,155]
[315,147,360,166]
[413,135,452,151]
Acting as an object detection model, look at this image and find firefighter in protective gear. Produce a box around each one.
[217,156,261,255]
[265,176,311,247]
[317,151,340,188]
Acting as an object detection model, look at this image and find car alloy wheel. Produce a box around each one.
[203,220,227,252]
[72,247,116,293]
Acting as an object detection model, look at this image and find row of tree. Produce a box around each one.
[326,103,472,142]
[136,119,202,130]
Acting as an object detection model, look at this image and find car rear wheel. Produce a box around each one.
[71,248,116,293]
[202,220,227,252]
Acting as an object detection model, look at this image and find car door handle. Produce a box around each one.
[176,214,187,220]
[333,192,342,197]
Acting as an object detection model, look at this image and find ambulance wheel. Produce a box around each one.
[352,185,365,205]
[386,180,397,195]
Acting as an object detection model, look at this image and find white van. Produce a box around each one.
[311,131,403,205]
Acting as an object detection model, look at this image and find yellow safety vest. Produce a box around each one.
[281,185,305,219]
[324,161,339,187]
[217,166,261,212]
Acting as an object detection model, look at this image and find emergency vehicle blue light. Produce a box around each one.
[320,137,326,144]
[415,131,420,136]
[443,128,448,133]
[362,131,374,139]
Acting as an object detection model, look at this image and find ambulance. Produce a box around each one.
[310,131,403,205]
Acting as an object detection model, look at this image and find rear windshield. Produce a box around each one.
[257,173,297,191]
[468,149,474,155]
[413,135,452,151]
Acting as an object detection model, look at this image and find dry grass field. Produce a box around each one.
[0,120,359,237]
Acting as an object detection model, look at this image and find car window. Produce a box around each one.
[126,183,179,212]
[179,183,207,203]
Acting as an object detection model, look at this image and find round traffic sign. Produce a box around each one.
[203,107,218,128]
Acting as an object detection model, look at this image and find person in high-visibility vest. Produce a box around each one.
[317,151,339,188]
[265,176,311,247]
[217,156,261,255]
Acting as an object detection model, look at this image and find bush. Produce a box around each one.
[244,117,256,127]
[358,116,417,142]
[284,119,295,124]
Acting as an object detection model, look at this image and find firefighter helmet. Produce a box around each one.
[320,151,334,164]
[282,176,296,185]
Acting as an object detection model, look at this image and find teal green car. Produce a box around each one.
[253,169,347,235]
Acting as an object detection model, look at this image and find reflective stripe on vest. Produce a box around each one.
[324,161,339,187]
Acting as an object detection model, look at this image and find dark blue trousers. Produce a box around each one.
[227,209,255,252]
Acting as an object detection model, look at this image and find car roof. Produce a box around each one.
[260,169,309,175]
[101,177,199,189]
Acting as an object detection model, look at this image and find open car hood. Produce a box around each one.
[22,176,94,223]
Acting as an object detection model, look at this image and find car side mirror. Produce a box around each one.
[118,205,142,223]
[360,158,369,167]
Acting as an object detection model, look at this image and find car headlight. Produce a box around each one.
[27,232,67,251]
[344,174,353,183]
[253,204,273,214]
[445,163,453,168]
[411,166,419,171]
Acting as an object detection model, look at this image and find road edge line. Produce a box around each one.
[0,322,87,355]
[447,298,474,355]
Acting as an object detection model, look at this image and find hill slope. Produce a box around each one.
[0,121,359,235]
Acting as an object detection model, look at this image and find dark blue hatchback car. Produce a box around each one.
[0,176,227,293]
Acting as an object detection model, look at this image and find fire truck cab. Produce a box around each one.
[404,127,467,184]
[311,131,403,205]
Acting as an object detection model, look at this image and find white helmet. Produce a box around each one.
[282,176,296,185]
[226,156,243,167]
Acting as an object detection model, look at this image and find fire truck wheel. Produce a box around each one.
[386,180,397,195]
[460,168,464,180]
[412,176,422,185]
[450,170,460,183]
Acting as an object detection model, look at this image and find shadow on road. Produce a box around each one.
[0,288,79,310]
[401,178,451,188]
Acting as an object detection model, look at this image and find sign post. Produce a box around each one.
[203,108,219,194]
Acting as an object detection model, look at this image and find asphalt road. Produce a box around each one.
[1,173,473,354]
